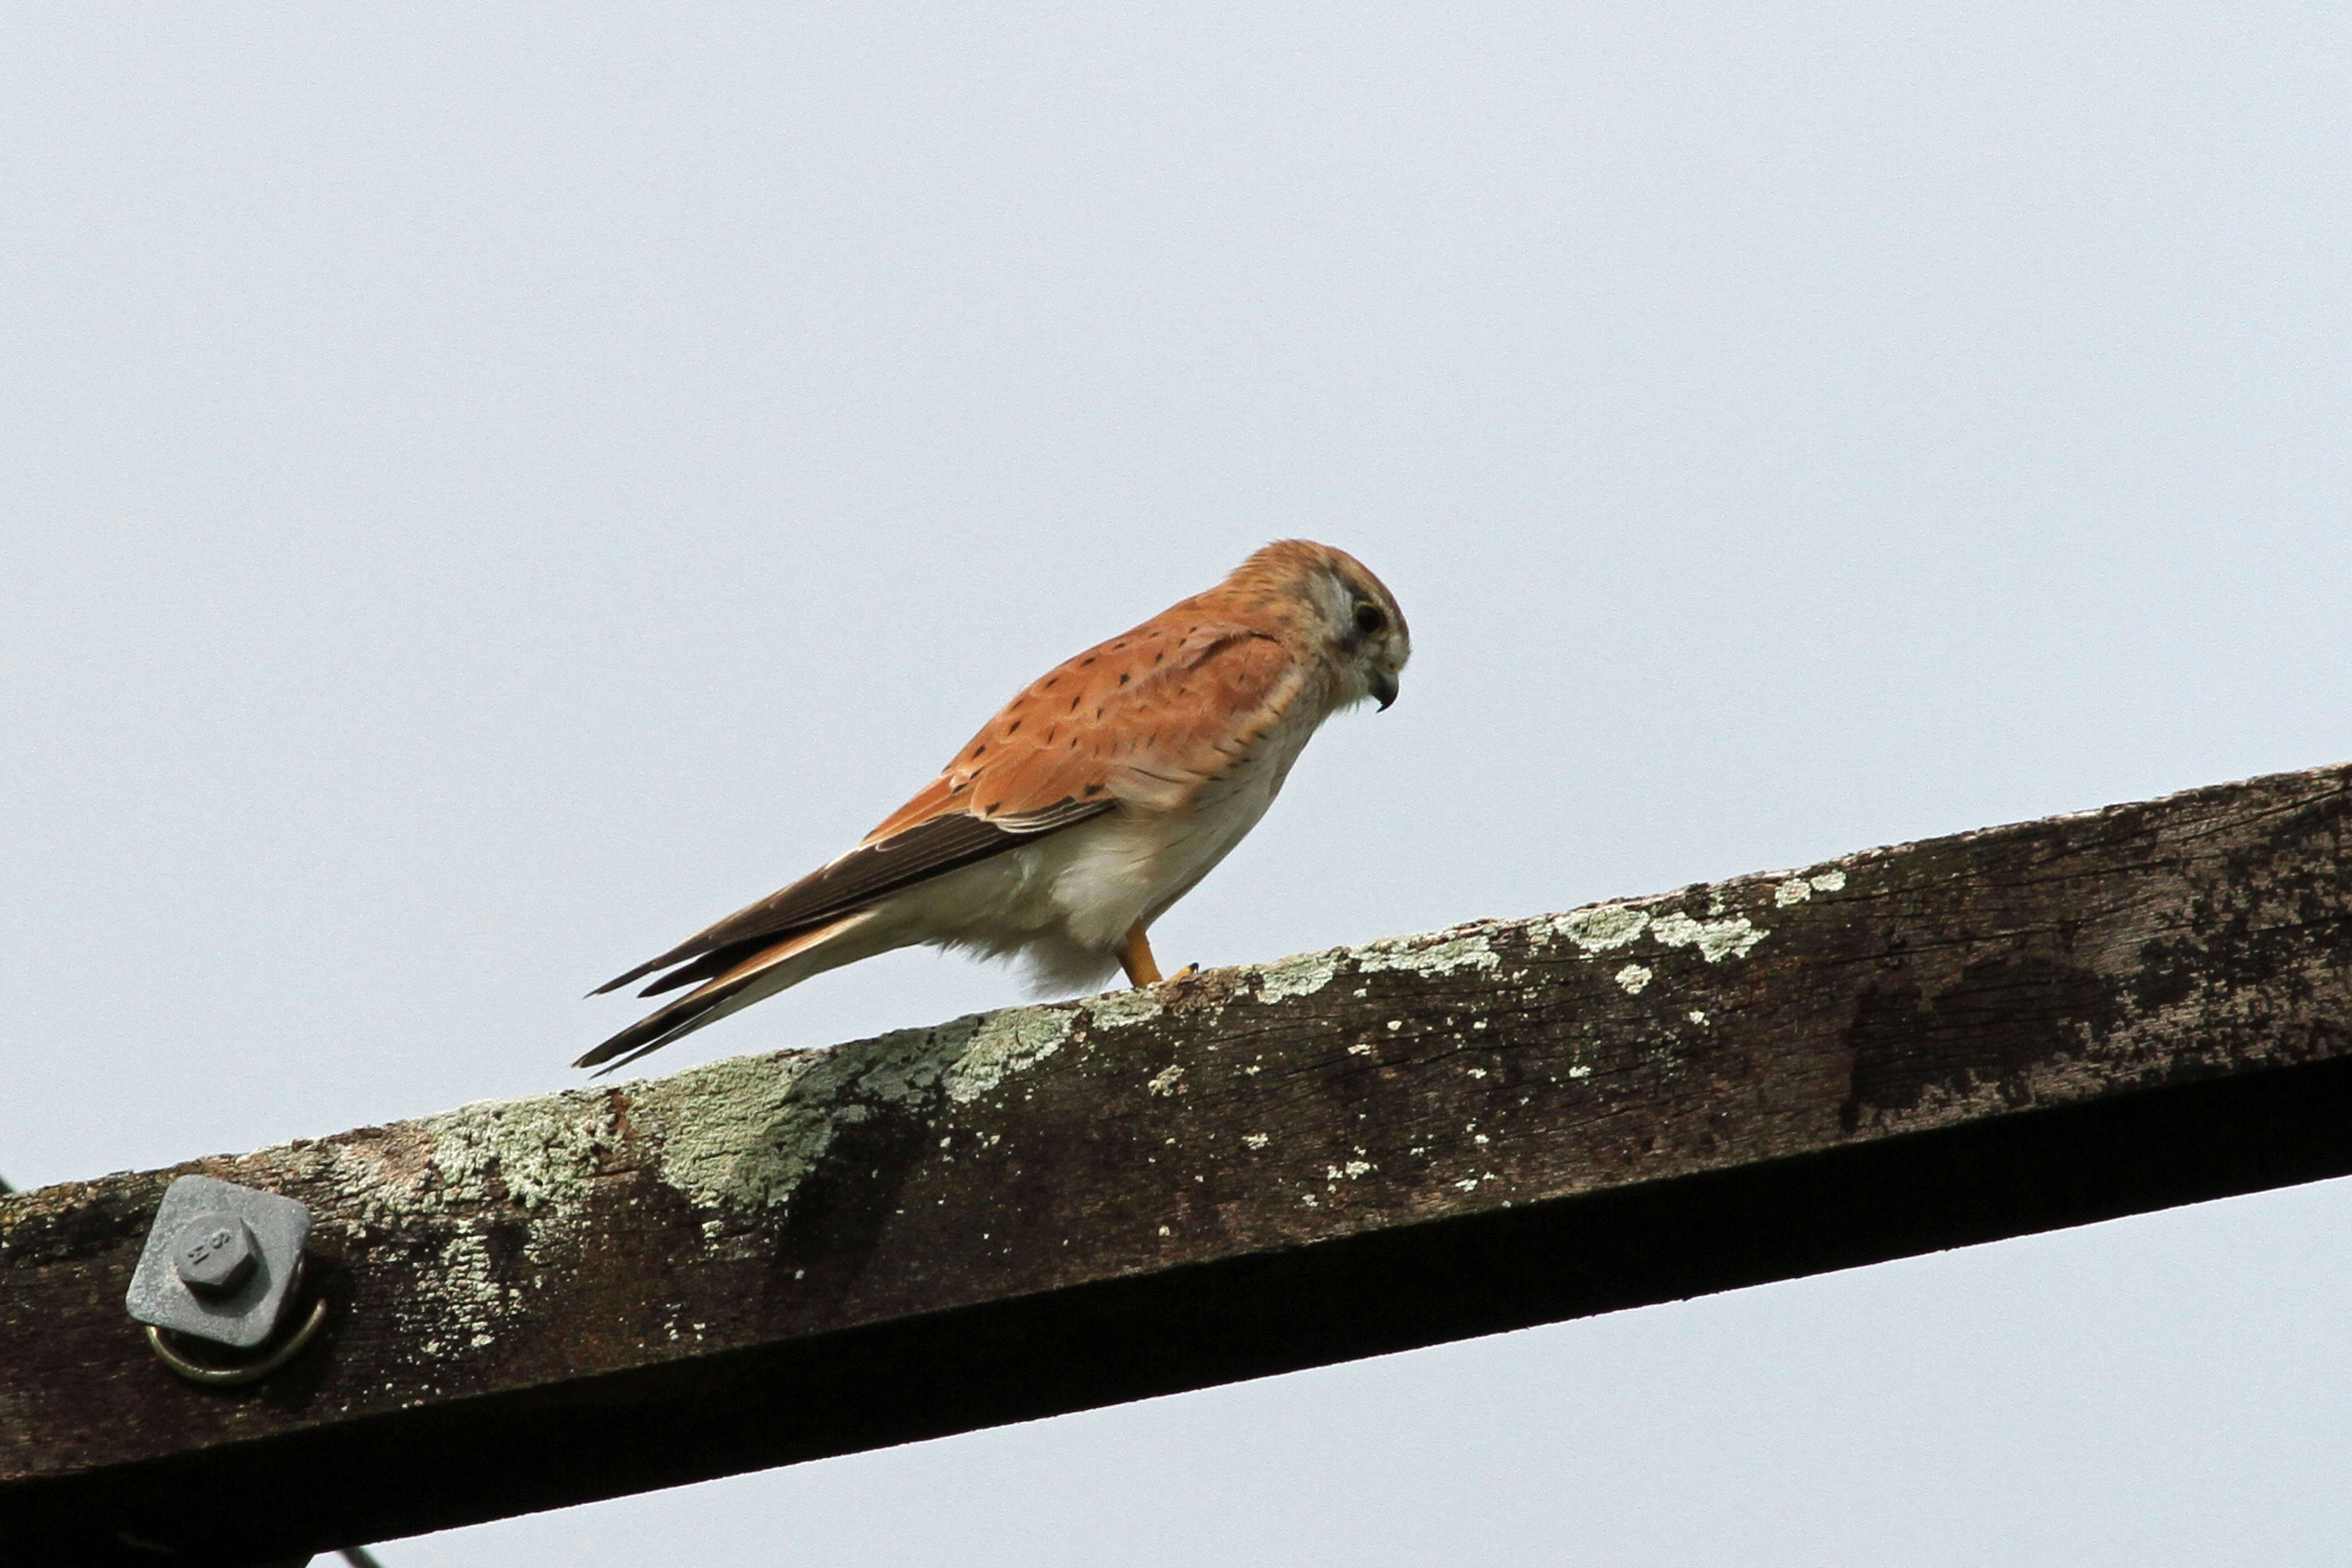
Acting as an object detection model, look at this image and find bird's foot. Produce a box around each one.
[1119,924,1163,987]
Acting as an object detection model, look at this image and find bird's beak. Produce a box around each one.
[1370,670,1399,711]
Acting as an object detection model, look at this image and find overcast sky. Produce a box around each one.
[5,6,2349,1564]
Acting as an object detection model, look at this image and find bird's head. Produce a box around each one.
[1231,539,1411,711]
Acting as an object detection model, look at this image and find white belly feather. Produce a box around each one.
[870,693,1330,992]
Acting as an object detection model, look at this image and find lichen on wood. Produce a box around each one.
[7,762,2352,1566]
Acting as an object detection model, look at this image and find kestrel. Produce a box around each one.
[576,539,1410,1073]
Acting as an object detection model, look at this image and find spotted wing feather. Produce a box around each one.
[911,615,1308,826]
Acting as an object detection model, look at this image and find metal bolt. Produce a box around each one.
[172,1212,258,1296]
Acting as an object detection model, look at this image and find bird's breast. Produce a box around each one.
[1051,700,1326,947]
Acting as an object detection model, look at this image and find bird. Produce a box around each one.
[576,539,1410,1074]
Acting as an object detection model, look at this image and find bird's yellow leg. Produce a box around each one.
[1119,924,1163,987]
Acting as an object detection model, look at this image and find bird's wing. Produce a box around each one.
[591,797,1107,999]
[591,614,1305,1003]
[908,614,1310,823]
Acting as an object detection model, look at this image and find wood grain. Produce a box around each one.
[6,763,2350,1565]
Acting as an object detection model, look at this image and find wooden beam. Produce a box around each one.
[7,763,2352,1565]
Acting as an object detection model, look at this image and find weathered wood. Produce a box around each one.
[6,763,2352,1565]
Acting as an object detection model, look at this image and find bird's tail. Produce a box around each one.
[573,910,883,1076]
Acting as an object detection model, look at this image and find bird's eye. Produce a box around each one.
[1353,603,1386,636]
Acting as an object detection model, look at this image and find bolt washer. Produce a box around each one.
[125,1174,312,1350]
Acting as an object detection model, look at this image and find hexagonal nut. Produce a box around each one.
[173,1212,259,1296]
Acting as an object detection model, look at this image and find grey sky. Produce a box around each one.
[5,6,2347,1563]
